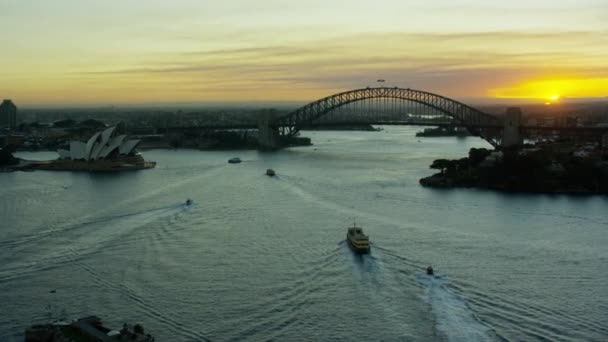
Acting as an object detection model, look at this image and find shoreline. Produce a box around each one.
[419,145,608,195]
[2,155,156,172]
[419,174,607,195]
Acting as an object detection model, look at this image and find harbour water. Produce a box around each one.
[1,127,607,341]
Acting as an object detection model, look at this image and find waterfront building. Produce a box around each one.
[57,126,140,161]
[0,100,17,129]
[3,126,155,171]
[35,126,157,171]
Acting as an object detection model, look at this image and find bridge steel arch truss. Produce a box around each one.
[272,87,504,146]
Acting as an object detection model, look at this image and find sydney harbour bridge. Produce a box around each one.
[169,87,608,149]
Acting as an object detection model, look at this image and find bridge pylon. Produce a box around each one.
[502,107,523,148]
[257,110,280,150]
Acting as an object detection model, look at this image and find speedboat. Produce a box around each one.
[346,223,370,254]
[228,157,241,164]
[185,199,193,206]
[266,169,276,176]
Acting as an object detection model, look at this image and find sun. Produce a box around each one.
[549,94,560,101]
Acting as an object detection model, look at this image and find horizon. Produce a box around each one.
[14,95,608,111]
[1,1,607,106]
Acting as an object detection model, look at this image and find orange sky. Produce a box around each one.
[0,1,606,106]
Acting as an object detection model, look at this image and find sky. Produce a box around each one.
[0,0,607,106]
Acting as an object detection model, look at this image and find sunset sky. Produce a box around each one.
[1,0,607,106]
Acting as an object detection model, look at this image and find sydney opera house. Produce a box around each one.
[36,126,155,171]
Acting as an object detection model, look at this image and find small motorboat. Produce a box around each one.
[346,223,370,254]
[426,266,434,276]
[228,157,241,164]
[185,199,193,206]
[266,169,276,177]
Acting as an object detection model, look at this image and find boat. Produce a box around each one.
[228,157,241,164]
[346,223,370,254]
[266,169,276,176]
[186,198,193,206]
[426,266,434,276]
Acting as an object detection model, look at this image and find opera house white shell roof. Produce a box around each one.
[57,126,141,161]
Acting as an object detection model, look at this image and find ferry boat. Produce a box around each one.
[266,169,276,176]
[228,157,241,164]
[346,224,370,254]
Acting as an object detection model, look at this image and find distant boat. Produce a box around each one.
[228,157,241,164]
[266,169,276,177]
[186,199,193,206]
[346,223,370,254]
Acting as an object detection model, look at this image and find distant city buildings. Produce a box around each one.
[0,133,25,148]
[524,115,581,128]
[565,116,579,127]
[0,100,17,129]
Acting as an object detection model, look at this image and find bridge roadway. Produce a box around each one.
[168,121,608,132]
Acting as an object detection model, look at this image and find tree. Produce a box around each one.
[468,148,491,165]
[53,119,76,128]
[79,119,106,129]
[430,159,451,174]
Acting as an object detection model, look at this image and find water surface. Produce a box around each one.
[1,127,607,341]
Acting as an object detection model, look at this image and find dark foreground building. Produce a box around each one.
[0,99,17,129]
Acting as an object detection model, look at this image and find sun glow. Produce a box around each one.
[1,2,608,105]
[490,78,608,101]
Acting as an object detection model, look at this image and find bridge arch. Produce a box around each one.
[271,87,503,146]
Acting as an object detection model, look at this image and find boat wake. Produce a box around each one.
[416,273,498,342]
[0,203,189,249]
[0,202,189,283]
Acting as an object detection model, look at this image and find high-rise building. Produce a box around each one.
[0,100,17,129]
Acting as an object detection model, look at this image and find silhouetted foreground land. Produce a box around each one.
[0,146,19,166]
[420,144,608,194]
[25,316,154,341]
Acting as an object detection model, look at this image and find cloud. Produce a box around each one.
[15,29,608,104]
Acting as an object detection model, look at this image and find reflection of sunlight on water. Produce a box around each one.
[416,273,495,342]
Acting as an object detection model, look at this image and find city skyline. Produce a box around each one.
[1,0,607,106]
